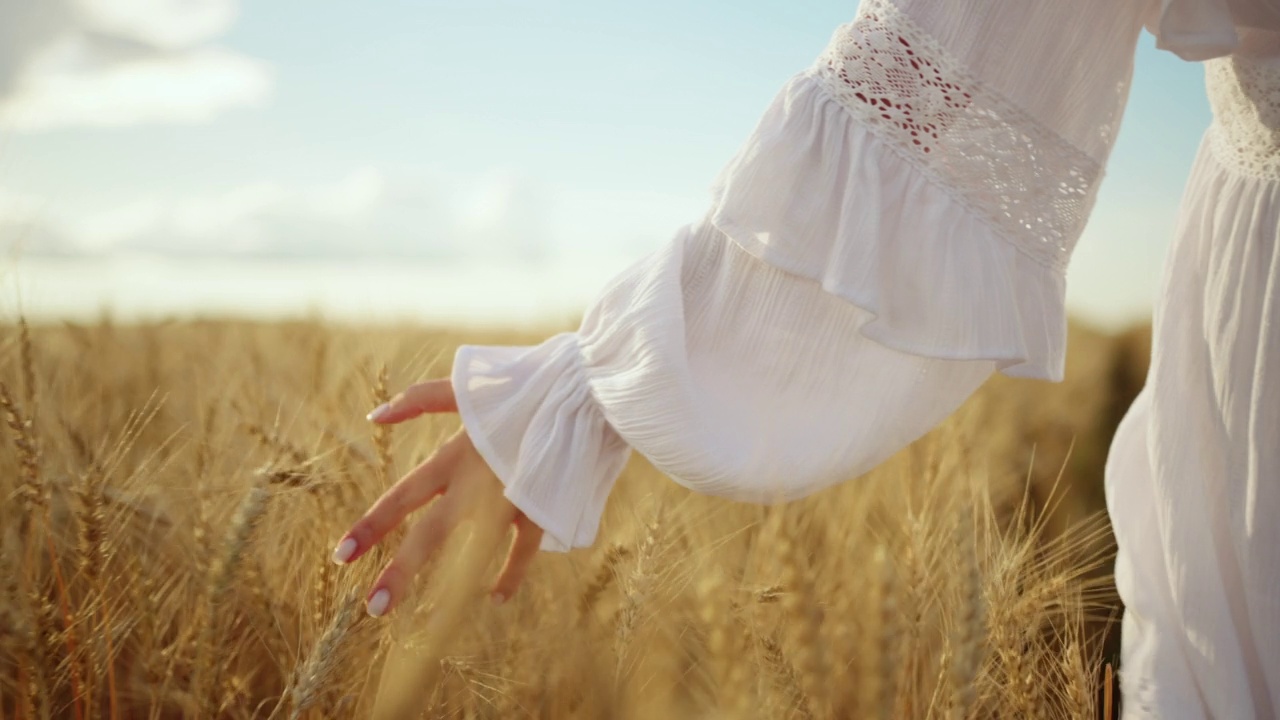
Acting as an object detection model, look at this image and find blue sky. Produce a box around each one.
[0,0,1211,328]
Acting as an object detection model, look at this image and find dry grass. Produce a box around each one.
[0,318,1141,719]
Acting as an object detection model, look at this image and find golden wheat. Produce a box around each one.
[0,318,1133,718]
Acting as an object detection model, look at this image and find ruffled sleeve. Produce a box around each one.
[451,0,1153,551]
[455,223,996,552]
[1146,0,1242,60]
[1144,0,1280,60]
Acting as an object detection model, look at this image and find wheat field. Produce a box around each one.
[0,317,1152,719]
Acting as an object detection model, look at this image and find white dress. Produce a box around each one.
[1107,22,1280,720]
[447,0,1280,716]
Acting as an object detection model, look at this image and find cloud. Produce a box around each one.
[0,0,270,131]
[77,0,237,48]
[0,192,78,257]
[458,171,551,262]
[2,168,557,261]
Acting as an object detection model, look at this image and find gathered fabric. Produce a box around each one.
[708,71,1071,379]
[448,0,1280,716]
[1108,42,1280,718]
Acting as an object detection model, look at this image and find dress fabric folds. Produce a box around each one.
[446,0,1280,716]
[455,220,997,552]
[707,71,1072,379]
[1107,43,1280,719]
[1147,0,1245,59]
[1146,0,1280,59]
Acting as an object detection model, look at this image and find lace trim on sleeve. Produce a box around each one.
[810,0,1102,271]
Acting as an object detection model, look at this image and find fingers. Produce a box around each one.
[337,425,541,619]
[332,434,464,565]
[367,379,457,424]
[366,495,456,617]
[490,514,543,605]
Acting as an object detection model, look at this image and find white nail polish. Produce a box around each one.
[366,403,391,422]
[331,537,357,565]
[367,589,390,617]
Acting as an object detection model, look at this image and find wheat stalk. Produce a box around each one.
[290,593,363,718]
[872,545,899,720]
[73,458,114,720]
[19,318,38,425]
[1104,662,1115,720]
[949,508,985,720]
[373,364,392,486]
[196,480,272,713]
[615,512,663,671]
[2,383,44,528]
[579,543,630,617]
[777,530,823,718]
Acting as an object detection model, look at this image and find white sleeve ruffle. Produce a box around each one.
[451,0,1148,551]
[1144,0,1280,60]
[708,72,1069,380]
[455,221,995,551]
[1146,0,1242,60]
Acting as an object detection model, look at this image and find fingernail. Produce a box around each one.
[491,592,505,606]
[331,537,357,565]
[366,403,391,422]
[367,588,390,617]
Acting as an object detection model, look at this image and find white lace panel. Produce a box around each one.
[1207,53,1280,182]
[810,0,1102,270]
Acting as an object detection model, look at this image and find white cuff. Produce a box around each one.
[452,333,631,551]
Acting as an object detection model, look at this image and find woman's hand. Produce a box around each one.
[330,378,543,617]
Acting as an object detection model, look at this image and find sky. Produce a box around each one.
[0,0,1212,330]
